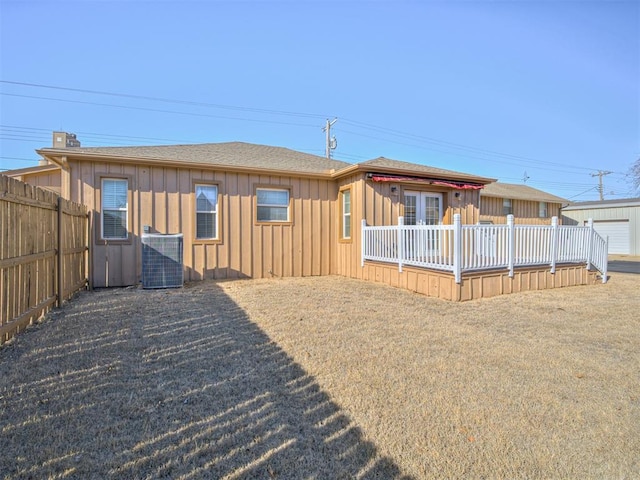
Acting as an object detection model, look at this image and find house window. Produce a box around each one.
[539,202,548,218]
[503,198,513,215]
[195,184,218,239]
[102,178,128,240]
[257,188,289,222]
[341,188,351,240]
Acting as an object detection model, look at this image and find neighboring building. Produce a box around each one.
[562,198,640,255]
[4,163,62,195]
[12,132,494,288]
[480,182,568,225]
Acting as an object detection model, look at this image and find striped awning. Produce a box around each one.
[368,174,484,190]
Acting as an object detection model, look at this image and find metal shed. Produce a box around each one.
[561,198,640,255]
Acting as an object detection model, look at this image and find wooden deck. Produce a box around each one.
[361,261,600,301]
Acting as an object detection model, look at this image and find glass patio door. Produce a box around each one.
[404,192,443,260]
[404,192,443,225]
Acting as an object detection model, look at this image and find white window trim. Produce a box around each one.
[256,187,290,222]
[503,198,513,216]
[539,201,548,218]
[342,189,351,239]
[195,184,219,240]
[101,178,128,240]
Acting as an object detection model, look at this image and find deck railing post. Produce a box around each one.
[507,214,515,278]
[602,235,608,283]
[453,213,461,283]
[361,219,367,267]
[586,218,594,270]
[550,216,558,274]
[397,216,404,273]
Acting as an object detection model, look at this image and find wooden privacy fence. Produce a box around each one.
[0,175,89,344]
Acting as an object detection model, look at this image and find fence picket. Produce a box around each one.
[0,175,89,344]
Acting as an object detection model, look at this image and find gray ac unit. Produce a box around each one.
[141,233,184,289]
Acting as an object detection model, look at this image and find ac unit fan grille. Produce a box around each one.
[141,234,184,289]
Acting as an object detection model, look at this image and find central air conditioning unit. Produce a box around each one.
[141,233,184,289]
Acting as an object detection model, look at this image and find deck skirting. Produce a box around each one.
[359,261,600,301]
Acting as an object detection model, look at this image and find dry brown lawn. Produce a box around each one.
[1,273,639,479]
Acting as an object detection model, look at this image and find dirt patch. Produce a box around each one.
[1,274,639,478]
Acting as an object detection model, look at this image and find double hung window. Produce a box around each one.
[102,179,128,240]
[196,184,219,239]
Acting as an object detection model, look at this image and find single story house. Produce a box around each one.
[4,131,604,300]
[20,132,493,288]
[562,198,640,255]
[479,182,568,225]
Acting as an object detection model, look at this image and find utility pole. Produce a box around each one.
[323,118,337,159]
[590,170,612,201]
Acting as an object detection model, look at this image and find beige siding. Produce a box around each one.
[443,189,481,225]
[480,197,562,225]
[21,170,62,195]
[334,176,481,280]
[66,160,337,287]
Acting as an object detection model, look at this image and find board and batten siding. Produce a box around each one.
[334,175,481,280]
[67,159,338,287]
[17,170,62,196]
[480,197,562,225]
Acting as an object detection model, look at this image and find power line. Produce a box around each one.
[0,80,329,119]
[590,170,613,201]
[0,93,321,129]
[2,79,621,176]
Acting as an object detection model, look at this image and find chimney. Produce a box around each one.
[52,131,81,149]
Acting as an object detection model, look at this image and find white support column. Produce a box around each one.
[453,213,461,284]
[586,218,593,270]
[550,216,558,274]
[397,216,404,273]
[507,214,515,278]
[361,219,367,267]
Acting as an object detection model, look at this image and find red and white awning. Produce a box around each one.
[369,174,484,190]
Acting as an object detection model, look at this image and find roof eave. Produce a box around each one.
[332,162,495,184]
[36,149,337,180]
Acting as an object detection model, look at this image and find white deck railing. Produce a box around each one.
[361,214,608,284]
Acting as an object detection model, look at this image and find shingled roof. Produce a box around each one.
[37,141,494,184]
[38,142,351,176]
[482,182,568,204]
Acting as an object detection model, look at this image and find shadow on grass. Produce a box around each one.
[0,282,410,479]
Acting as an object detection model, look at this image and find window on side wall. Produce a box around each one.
[195,184,218,239]
[341,188,351,240]
[539,201,548,218]
[102,178,128,240]
[503,198,513,216]
[256,188,290,222]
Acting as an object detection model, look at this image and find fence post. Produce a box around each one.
[87,211,93,290]
[550,216,558,274]
[56,196,63,307]
[586,218,593,270]
[361,219,367,267]
[397,216,404,273]
[507,214,515,278]
[453,213,461,283]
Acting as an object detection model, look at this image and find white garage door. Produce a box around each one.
[592,221,630,254]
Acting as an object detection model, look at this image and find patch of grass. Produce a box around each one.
[1,274,638,478]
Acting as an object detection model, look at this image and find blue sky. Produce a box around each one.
[1,0,638,201]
